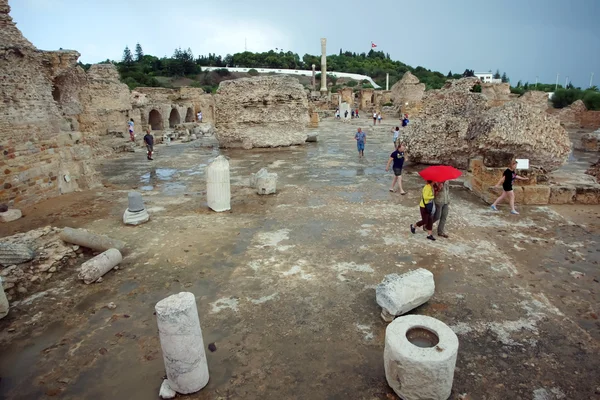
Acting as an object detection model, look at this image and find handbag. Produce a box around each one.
[422,194,436,215]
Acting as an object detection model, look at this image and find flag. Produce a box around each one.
[371,42,377,48]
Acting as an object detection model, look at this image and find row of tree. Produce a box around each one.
[111,44,600,109]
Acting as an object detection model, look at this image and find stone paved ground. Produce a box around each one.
[0,119,599,400]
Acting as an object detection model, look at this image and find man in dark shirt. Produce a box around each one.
[401,114,410,127]
[385,142,406,194]
[143,129,154,161]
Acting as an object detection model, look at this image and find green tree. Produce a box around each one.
[493,69,501,79]
[122,46,133,64]
[501,72,508,83]
[135,43,143,62]
[447,70,452,78]
[516,80,522,88]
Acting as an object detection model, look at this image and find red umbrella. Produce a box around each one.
[418,165,462,182]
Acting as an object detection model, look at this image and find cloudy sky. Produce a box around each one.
[10,0,600,88]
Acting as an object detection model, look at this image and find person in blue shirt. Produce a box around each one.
[385,142,407,194]
[354,128,366,158]
[401,114,409,127]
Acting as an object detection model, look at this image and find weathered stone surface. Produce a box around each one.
[376,269,435,321]
[252,168,278,195]
[127,191,145,212]
[215,76,310,148]
[522,185,551,205]
[384,315,459,400]
[400,78,571,171]
[575,185,600,204]
[519,91,549,111]
[557,99,587,128]
[306,133,318,142]
[159,380,177,399]
[0,242,35,266]
[390,72,426,114]
[78,248,122,284]
[0,277,8,319]
[549,185,576,204]
[481,83,511,107]
[123,208,150,225]
[0,209,22,223]
[580,131,600,152]
[156,292,209,395]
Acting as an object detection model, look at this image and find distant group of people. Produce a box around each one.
[350,111,523,241]
[335,108,360,119]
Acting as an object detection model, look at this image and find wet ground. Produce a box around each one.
[0,119,599,400]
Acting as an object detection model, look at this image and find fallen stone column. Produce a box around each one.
[60,227,126,253]
[0,209,22,223]
[155,292,209,396]
[0,242,36,267]
[384,315,459,400]
[78,248,123,284]
[206,156,231,212]
[376,268,435,322]
[0,277,9,319]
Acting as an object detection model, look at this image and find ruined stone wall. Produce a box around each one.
[215,76,310,149]
[0,0,100,206]
[338,88,354,108]
[390,72,426,115]
[548,100,600,130]
[481,83,511,107]
[359,89,375,111]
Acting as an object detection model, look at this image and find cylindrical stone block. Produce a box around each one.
[128,191,145,212]
[0,277,9,320]
[78,248,123,284]
[206,156,231,212]
[155,292,209,395]
[384,315,459,400]
[60,227,126,253]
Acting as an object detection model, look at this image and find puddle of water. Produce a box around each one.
[140,185,154,191]
[140,168,178,184]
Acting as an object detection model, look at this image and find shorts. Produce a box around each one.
[502,185,513,192]
[357,141,365,151]
[146,145,153,153]
[393,167,403,176]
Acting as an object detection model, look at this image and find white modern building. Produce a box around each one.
[475,72,502,84]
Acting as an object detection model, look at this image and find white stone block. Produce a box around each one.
[159,380,177,399]
[123,208,150,225]
[252,168,277,195]
[376,268,435,321]
[156,292,209,395]
[0,209,22,223]
[78,248,123,284]
[0,277,9,320]
[306,133,318,142]
[384,315,459,400]
[207,156,231,212]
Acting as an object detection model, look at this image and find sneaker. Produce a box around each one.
[491,205,498,211]
[438,233,449,238]
[510,210,519,215]
[427,235,436,241]
[410,224,416,234]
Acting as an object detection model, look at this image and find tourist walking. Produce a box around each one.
[378,113,382,124]
[385,142,406,194]
[344,110,349,119]
[127,118,135,142]
[410,180,436,240]
[355,109,359,118]
[491,159,528,214]
[373,111,377,126]
[335,109,340,119]
[351,110,355,119]
[197,110,203,122]
[144,129,154,161]
[391,126,400,146]
[402,114,409,127]
[433,182,450,238]
[355,127,366,158]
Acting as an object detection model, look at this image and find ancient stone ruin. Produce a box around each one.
[390,71,425,115]
[214,76,310,149]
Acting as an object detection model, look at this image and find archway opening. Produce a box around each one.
[52,85,61,103]
[169,108,181,128]
[185,107,194,122]
[149,109,163,131]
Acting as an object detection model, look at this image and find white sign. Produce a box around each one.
[516,159,529,170]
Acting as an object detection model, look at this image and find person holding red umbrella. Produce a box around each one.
[410,180,436,241]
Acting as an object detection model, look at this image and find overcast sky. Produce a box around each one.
[10,0,600,88]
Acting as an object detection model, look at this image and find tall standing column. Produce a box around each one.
[311,64,316,91]
[386,73,389,91]
[320,38,327,94]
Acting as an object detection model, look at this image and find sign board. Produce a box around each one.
[516,159,529,170]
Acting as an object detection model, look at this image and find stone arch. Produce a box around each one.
[185,107,194,122]
[149,109,163,130]
[169,108,181,128]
